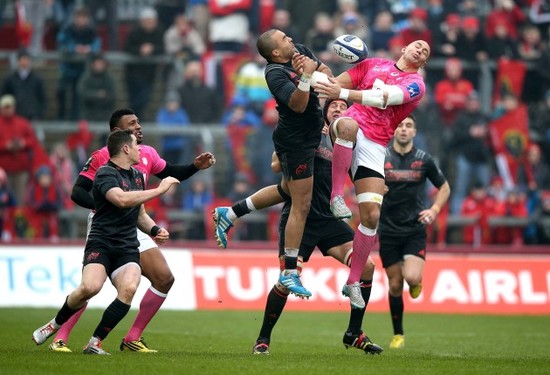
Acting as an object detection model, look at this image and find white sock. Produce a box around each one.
[245,197,256,211]
[226,208,237,221]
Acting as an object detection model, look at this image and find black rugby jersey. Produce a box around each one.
[265,43,324,152]
[86,160,145,251]
[379,146,447,235]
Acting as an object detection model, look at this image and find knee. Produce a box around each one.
[360,206,380,228]
[405,273,422,287]
[335,119,359,141]
[388,280,404,296]
[149,271,175,294]
[78,282,101,299]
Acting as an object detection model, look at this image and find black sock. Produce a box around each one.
[389,293,404,335]
[284,256,297,271]
[232,200,251,218]
[346,279,372,334]
[258,285,288,340]
[93,298,131,341]
[55,296,81,326]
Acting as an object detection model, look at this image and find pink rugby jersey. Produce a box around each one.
[345,57,425,146]
[80,144,167,186]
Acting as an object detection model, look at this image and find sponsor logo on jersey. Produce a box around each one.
[295,163,308,175]
[406,82,420,98]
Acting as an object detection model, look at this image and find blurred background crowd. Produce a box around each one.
[0,0,549,247]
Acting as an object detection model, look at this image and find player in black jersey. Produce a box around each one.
[213,99,383,355]
[232,28,333,299]
[32,130,180,355]
[379,115,450,349]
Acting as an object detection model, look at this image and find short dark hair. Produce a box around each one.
[107,129,134,157]
[257,29,278,61]
[109,108,136,131]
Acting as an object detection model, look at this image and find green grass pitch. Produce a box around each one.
[3,308,549,375]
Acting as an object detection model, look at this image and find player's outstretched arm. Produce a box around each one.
[155,152,216,182]
[105,177,180,208]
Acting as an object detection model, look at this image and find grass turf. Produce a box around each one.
[4,308,549,375]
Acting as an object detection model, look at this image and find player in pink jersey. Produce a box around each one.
[314,40,430,309]
[48,108,216,353]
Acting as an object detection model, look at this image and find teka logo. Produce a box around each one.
[295,163,308,175]
[86,252,100,262]
[384,161,393,170]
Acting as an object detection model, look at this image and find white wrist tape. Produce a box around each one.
[297,73,312,92]
[339,88,350,100]
[361,89,386,108]
[311,71,329,86]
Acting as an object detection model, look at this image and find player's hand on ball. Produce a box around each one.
[194,152,216,169]
[315,76,342,99]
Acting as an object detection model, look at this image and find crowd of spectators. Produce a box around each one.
[0,0,550,246]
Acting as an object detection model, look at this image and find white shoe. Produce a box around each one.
[83,337,111,355]
[330,195,352,219]
[32,321,59,345]
[342,282,365,309]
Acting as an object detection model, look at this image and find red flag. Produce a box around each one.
[493,58,526,105]
[489,105,530,189]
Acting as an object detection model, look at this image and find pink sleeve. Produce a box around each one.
[147,146,167,175]
[79,148,109,181]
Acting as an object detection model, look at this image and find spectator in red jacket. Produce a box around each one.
[485,0,526,40]
[434,58,475,126]
[0,94,38,206]
[460,182,498,245]
[25,165,62,240]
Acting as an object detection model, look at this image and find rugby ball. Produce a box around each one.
[332,35,368,64]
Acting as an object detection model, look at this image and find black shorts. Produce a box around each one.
[83,242,140,276]
[379,230,427,268]
[279,217,354,262]
[277,148,315,181]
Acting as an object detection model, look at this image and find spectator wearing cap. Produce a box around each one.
[56,6,101,121]
[398,7,432,47]
[124,7,165,119]
[485,0,526,41]
[0,94,39,206]
[434,57,475,126]
[156,92,191,166]
[77,53,116,121]
[335,11,368,42]
[1,49,46,120]
[450,90,492,214]
[486,19,521,60]
[433,13,461,58]
[455,16,488,63]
